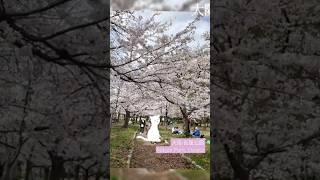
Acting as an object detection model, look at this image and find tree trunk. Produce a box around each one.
[2,162,14,180]
[223,142,249,180]
[44,167,49,180]
[116,112,120,122]
[24,160,32,180]
[49,154,65,180]
[74,165,80,180]
[234,171,249,180]
[180,106,190,137]
[123,110,130,128]
[165,104,168,130]
[95,172,102,180]
[1,161,20,180]
[0,163,3,179]
[131,115,134,124]
[84,169,89,180]
[133,115,137,124]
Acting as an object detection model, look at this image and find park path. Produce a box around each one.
[111,132,210,180]
[130,136,196,171]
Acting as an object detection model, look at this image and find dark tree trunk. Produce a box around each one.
[135,115,138,124]
[131,115,134,124]
[95,172,102,180]
[123,110,130,128]
[0,163,4,179]
[180,106,190,137]
[24,160,32,180]
[165,104,168,129]
[116,112,121,122]
[84,169,89,180]
[234,171,249,180]
[2,162,14,180]
[223,142,249,180]
[74,165,80,180]
[44,167,49,180]
[49,154,65,180]
[2,161,21,180]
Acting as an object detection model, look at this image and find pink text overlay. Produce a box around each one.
[156,138,205,153]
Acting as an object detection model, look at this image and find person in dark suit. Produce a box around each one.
[139,119,146,134]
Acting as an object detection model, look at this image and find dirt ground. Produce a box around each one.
[130,138,196,171]
[110,135,209,180]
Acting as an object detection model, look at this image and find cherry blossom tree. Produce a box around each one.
[110,10,210,136]
[155,42,210,135]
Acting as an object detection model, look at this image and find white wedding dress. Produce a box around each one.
[147,115,161,142]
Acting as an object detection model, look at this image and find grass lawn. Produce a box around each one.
[186,127,210,172]
[159,126,184,142]
[110,123,139,168]
[186,144,210,171]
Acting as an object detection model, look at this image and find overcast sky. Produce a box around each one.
[111,0,210,12]
[135,10,210,48]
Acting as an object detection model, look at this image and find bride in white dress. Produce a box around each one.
[147,115,161,142]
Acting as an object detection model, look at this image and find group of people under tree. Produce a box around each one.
[112,108,208,140]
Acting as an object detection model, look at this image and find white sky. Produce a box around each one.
[124,0,210,12]
[135,10,210,48]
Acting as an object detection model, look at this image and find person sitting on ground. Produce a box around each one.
[192,127,201,138]
[172,127,181,134]
[171,126,176,133]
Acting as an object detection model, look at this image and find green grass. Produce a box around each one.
[110,123,139,168]
[110,168,120,180]
[187,144,210,171]
[110,176,118,180]
[187,127,210,172]
[159,126,184,141]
